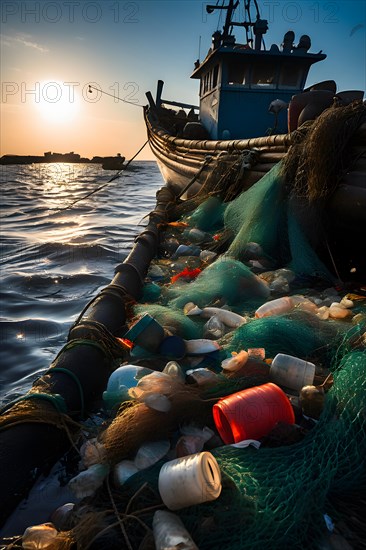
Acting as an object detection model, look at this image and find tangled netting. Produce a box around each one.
[5,103,364,550]
[71,107,366,550]
[280,100,366,201]
[74,345,366,550]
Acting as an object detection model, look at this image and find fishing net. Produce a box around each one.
[66,342,365,550]
[4,104,365,550]
[281,100,366,201]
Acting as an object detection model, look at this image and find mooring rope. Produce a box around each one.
[55,139,149,212]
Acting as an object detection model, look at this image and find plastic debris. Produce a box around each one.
[22,523,58,549]
[185,338,221,354]
[153,510,199,550]
[134,440,170,470]
[203,315,226,339]
[113,460,139,488]
[221,350,249,372]
[176,426,215,458]
[158,452,222,510]
[171,267,202,284]
[50,503,75,531]
[80,438,106,468]
[68,464,110,499]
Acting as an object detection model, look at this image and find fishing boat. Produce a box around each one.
[0,1,365,548]
[144,0,366,279]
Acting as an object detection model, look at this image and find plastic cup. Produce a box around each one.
[158,452,221,510]
[212,383,295,444]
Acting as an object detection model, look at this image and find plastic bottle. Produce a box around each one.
[153,510,199,550]
[270,353,316,391]
[255,296,294,318]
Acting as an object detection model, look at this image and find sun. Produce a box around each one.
[36,80,80,123]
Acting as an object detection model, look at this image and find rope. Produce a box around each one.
[176,155,213,199]
[54,140,149,212]
[0,392,67,416]
[88,84,145,109]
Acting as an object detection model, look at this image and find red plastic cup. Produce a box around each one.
[212,383,295,444]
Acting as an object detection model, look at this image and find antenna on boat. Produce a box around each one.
[206,0,239,41]
[206,0,268,50]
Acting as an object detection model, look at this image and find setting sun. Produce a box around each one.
[36,80,80,123]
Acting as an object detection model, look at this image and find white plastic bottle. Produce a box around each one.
[255,296,294,318]
[270,353,316,391]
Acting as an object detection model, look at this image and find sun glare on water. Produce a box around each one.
[36,80,80,123]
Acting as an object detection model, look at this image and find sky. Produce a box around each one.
[1,0,365,160]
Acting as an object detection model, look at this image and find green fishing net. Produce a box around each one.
[63,147,365,550]
[224,161,334,280]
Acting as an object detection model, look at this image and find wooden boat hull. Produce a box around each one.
[145,105,366,279]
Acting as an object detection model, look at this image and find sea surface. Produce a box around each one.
[0,161,164,406]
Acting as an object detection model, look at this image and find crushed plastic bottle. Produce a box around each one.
[153,510,199,550]
[203,315,226,339]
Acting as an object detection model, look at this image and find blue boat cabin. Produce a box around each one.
[191,20,326,139]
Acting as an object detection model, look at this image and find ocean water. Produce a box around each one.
[0,161,164,405]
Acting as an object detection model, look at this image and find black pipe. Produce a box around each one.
[0,185,176,525]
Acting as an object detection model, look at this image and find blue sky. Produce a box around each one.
[1,0,365,159]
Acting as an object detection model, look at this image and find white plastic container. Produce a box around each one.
[255,296,294,318]
[153,510,199,550]
[270,353,316,391]
[158,452,221,510]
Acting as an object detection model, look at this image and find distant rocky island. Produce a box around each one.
[0,151,125,167]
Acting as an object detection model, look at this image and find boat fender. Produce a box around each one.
[288,90,334,132]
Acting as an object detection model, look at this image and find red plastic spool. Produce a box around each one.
[213,382,295,444]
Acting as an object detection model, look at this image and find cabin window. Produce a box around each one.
[251,63,276,88]
[278,64,302,89]
[202,72,210,94]
[200,66,220,96]
[212,64,219,88]
[227,61,247,85]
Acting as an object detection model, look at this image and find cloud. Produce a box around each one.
[1,33,49,53]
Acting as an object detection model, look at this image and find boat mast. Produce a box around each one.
[206,0,268,50]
